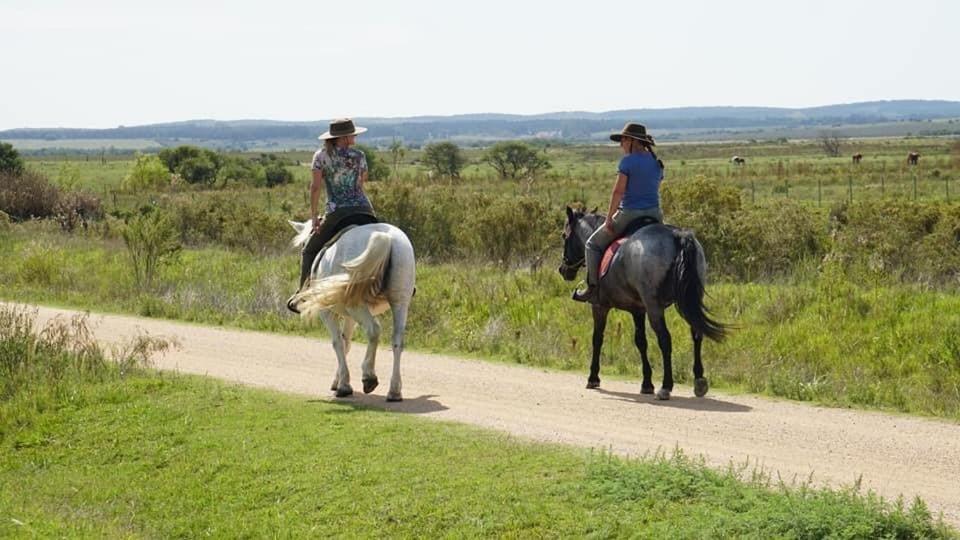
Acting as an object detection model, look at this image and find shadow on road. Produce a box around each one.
[308,393,449,414]
[594,388,752,413]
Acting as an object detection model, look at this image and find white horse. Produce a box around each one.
[289,220,416,402]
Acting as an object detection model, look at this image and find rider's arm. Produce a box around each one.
[605,173,627,229]
[310,169,323,230]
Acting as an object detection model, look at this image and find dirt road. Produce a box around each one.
[18,304,960,526]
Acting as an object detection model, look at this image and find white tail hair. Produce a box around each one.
[289,220,311,249]
[293,231,392,318]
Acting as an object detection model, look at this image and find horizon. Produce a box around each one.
[3,0,959,131]
[5,98,960,131]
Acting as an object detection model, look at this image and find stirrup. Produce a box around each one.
[572,283,597,303]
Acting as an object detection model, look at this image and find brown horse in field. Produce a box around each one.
[908,152,920,165]
[852,153,863,164]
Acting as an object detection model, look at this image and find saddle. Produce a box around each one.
[599,216,660,279]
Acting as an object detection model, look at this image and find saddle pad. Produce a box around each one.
[599,237,628,279]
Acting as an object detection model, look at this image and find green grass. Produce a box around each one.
[1,308,953,538]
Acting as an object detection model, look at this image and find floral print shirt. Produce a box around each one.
[311,147,372,214]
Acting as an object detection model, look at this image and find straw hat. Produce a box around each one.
[610,122,655,145]
[318,118,367,140]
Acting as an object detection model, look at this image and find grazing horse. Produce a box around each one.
[908,152,920,166]
[559,207,727,400]
[852,153,863,164]
[731,156,746,165]
[289,220,416,402]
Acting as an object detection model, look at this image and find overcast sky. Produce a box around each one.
[2,0,958,129]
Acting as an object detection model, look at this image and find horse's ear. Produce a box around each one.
[590,206,599,214]
[565,206,574,220]
[288,220,306,233]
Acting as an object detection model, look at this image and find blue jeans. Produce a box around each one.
[584,207,663,286]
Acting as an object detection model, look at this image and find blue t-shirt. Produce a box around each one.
[618,152,663,210]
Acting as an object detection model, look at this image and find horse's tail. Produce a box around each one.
[289,220,312,249]
[294,231,392,318]
[673,230,727,342]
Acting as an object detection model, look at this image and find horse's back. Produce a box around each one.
[323,223,415,301]
[603,224,679,309]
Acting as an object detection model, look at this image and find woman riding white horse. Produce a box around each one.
[288,118,416,402]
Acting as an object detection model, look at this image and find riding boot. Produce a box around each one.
[572,247,601,303]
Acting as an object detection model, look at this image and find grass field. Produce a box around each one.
[1,307,953,538]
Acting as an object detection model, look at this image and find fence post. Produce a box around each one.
[848,174,853,203]
[946,175,950,202]
[913,170,918,201]
[817,178,822,207]
[750,179,755,204]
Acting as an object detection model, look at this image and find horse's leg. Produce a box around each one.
[631,310,654,394]
[346,305,381,395]
[587,304,610,389]
[648,310,673,400]
[386,302,410,402]
[691,327,709,397]
[319,311,352,397]
[330,317,357,391]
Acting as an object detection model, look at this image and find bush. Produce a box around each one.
[355,144,391,182]
[168,196,289,253]
[0,170,61,220]
[122,154,171,192]
[218,156,266,187]
[122,210,182,289]
[55,191,104,231]
[458,195,557,266]
[827,200,960,284]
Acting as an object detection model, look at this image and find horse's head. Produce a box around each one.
[559,206,591,281]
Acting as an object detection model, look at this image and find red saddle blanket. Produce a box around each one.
[599,237,628,279]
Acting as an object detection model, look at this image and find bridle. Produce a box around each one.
[560,222,585,273]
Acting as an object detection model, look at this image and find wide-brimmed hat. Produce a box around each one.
[318,118,367,140]
[610,122,655,145]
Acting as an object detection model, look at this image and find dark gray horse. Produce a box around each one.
[559,207,727,400]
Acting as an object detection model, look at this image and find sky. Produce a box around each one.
[2,0,959,129]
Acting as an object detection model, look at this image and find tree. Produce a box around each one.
[483,141,551,180]
[819,132,843,157]
[158,145,222,184]
[422,142,466,178]
[122,154,170,191]
[0,142,25,175]
[388,138,406,179]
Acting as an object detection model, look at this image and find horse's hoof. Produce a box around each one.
[640,384,655,395]
[362,377,379,394]
[335,386,353,398]
[656,388,671,400]
[694,377,709,398]
[586,380,600,389]
[386,393,403,402]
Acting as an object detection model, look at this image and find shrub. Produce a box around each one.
[55,191,104,231]
[0,170,61,220]
[355,144,390,182]
[218,156,266,187]
[176,155,219,185]
[122,210,182,289]
[458,195,557,266]
[168,195,289,253]
[826,200,951,283]
[122,154,171,192]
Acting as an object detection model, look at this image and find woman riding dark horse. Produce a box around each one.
[573,123,664,304]
[560,123,727,399]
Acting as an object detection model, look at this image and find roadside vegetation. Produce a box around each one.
[1,306,953,537]
[1,138,959,421]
